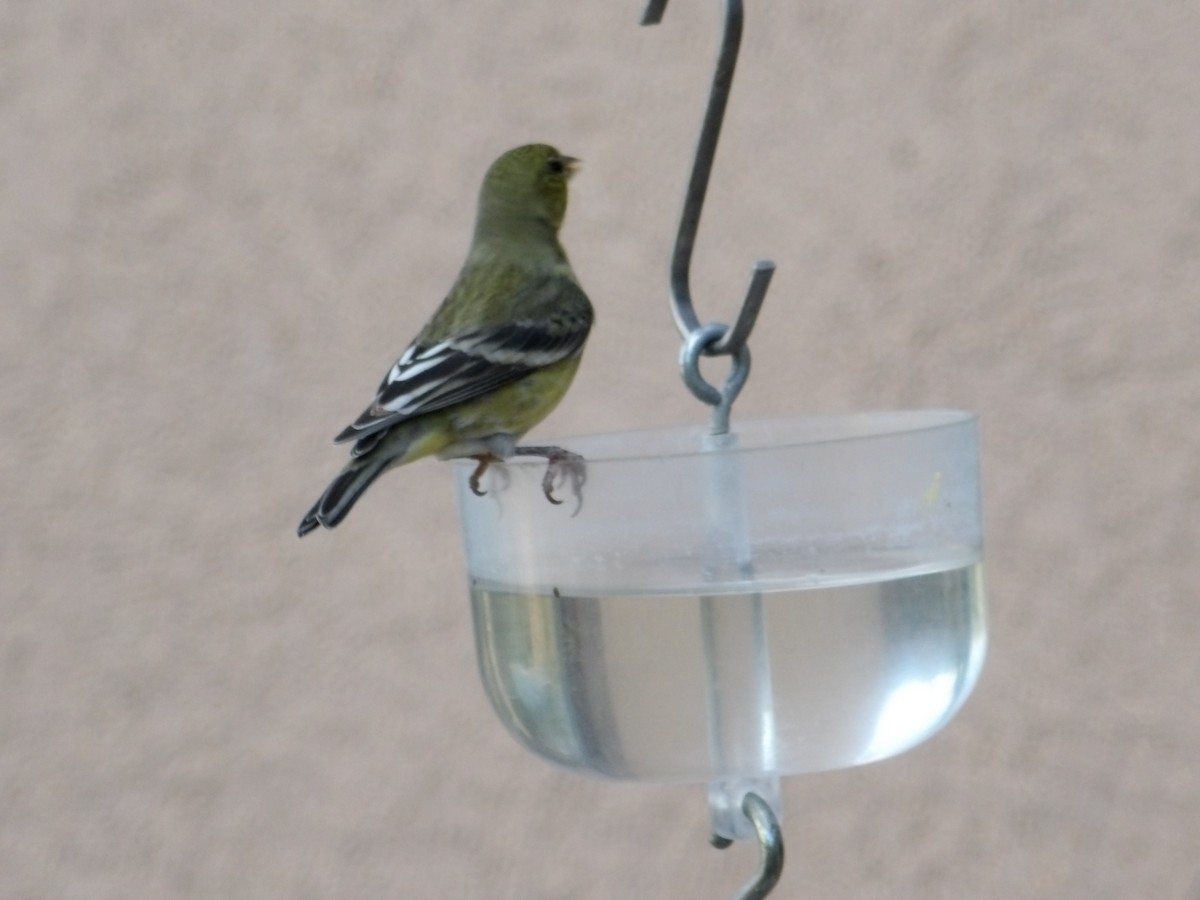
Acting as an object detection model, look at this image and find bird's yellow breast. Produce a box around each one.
[447,355,583,440]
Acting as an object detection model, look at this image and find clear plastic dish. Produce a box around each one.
[455,411,986,793]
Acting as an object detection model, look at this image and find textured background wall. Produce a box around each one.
[3,1,1198,897]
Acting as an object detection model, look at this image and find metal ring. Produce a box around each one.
[680,323,752,435]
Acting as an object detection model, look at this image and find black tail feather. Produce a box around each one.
[296,455,391,537]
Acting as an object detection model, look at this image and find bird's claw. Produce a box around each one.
[542,451,587,516]
[480,445,586,514]
[468,456,492,496]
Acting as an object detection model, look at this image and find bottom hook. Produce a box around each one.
[712,792,785,900]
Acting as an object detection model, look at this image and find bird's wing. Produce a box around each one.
[333,285,591,449]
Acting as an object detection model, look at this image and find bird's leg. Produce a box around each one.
[512,445,587,515]
[468,454,498,496]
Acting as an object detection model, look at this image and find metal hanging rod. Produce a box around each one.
[642,4,787,899]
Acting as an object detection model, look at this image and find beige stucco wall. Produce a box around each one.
[4,1,1197,897]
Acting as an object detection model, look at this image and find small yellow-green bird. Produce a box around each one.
[298,144,594,537]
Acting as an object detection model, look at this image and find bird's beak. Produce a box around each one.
[559,156,581,179]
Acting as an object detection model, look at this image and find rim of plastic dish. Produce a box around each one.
[452,409,977,468]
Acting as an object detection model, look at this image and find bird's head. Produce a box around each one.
[476,143,580,236]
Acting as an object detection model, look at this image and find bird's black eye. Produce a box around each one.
[547,157,566,174]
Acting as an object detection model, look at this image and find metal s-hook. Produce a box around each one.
[643,0,776,435]
[709,793,784,899]
[723,792,785,900]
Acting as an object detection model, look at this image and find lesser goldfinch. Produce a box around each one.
[298,143,593,537]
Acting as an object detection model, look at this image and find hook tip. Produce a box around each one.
[641,0,667,26]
